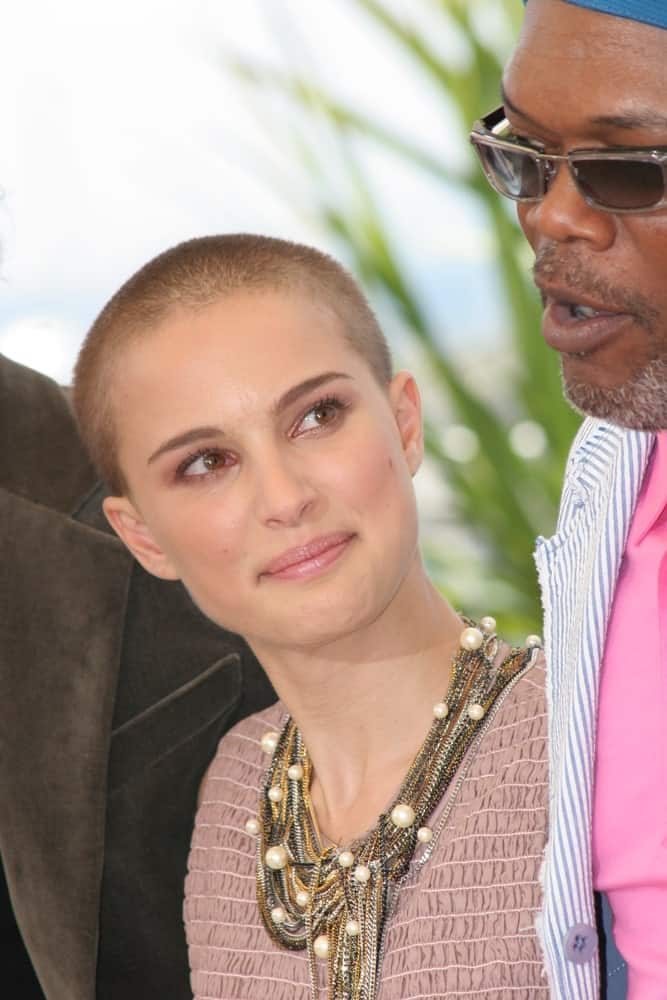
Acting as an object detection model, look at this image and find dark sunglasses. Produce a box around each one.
[469,105,667,214]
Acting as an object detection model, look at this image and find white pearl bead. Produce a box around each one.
[264,845,288,870]
[295,890,310,908]
[460,626,484,651]
[271,906,287,925]
[354,864,371,884]
[268,785,283,803]
[345,919,361,937]
[417,826,433,843]
[525,634,542,648]
[390,803,416,829]
[433,701,448,720]
[313,934,330,959]
[468,703,485,721]
[479,616,497,634]
[260,731,280,754]
[287,763,304,781]
[244,817,261,836]
[338,850,354,868]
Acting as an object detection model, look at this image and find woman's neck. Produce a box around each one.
[249,567,464,845]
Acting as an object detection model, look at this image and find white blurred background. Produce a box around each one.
[0,0,502,384]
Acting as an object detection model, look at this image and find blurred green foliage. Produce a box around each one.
[232,0,580,637]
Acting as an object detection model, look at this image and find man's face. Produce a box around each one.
[504,0,667,429]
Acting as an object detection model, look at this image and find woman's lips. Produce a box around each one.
[260,533,355,581]
[542,300,634,356]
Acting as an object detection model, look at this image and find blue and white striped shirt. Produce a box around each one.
[535,418,654,997]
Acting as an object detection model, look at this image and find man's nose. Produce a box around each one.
[521,160,617,251]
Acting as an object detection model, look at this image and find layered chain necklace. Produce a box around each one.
[245,618,538,1000]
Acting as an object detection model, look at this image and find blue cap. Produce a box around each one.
[524,1,667,30]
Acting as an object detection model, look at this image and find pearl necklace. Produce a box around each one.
[245,619,540,1000]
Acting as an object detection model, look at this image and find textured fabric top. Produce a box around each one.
[184,650,548,999]
[525,0,667,30]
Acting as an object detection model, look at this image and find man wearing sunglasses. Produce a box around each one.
[471,2,667,998]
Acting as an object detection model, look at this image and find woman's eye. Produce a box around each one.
[180,449,228,478]
[298,398,344,433]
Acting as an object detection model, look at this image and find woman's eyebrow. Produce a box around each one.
[272,371,352,415]
[146,373,352,465]
[148,426,223,465]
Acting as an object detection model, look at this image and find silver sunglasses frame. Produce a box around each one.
[469,105,667,215]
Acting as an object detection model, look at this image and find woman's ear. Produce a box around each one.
[102,495,180,580]
[389,371,423,476]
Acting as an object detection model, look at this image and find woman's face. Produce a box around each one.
[105,289,424,652]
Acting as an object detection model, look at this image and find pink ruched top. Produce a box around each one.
[185,653,547,999]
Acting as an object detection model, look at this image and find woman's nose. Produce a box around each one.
[254,452,318,528]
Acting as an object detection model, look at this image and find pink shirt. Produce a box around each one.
[593,432,667,997]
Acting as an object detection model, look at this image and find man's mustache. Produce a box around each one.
[532,243,658,329]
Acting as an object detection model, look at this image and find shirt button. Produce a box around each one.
[564,923,598,964]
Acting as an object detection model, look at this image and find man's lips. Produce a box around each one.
[260,532,355,580]
[537,283,635,356]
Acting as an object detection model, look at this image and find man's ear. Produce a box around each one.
[389,371,423,476]
[102,495,180,581]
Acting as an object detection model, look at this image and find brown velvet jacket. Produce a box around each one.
[0,355,275,999]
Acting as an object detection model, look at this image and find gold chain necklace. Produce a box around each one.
[244,619,538,1000]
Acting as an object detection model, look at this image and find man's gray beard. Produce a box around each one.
[563,357,667,432]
